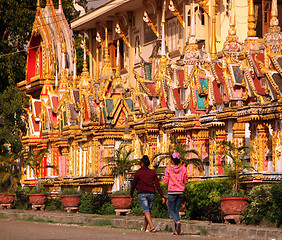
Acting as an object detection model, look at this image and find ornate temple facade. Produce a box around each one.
[18,0,282,193]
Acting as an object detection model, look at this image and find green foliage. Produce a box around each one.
[0,86,29,155]
[243,184,274,226]
[79,193,112,214]
[217,140,254,196]
[153,134,203,172]
[12,187,31,210]
[111,189,131,195]
[103,145,140,192]
[98,202,115,215]
[184,179,231,222]
[60,188,81,195]
[151,183,169,218]
[45,197,64,211]
[29,186,46,194]
[129,191,143,216]
[26,149,57,192]
[271,181,282,227]
[79,193,94,213]
[0,0,37,90]
[130,184,169,218]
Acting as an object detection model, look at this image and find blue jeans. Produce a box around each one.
[167,194,183,225]
[138,193,155,213]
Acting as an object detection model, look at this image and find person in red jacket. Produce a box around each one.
[130,155,165,232]
[163,152,188,235]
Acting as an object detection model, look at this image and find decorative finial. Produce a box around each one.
[96,47,99,80]
[188,0,196,44]
[270,0,279,27]
[104,27,110,63]
[81,38,88,73]
[116,40,120,77]
[210,3,217,60]
[73,49,77,80]
[248,0,256,37]
[227,0,237,41]
[161,0,166,56]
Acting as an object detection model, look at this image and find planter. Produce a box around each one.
[0,193,15,209]
[111,195,132,215]
[28,193,47,211]
[61,194,81,213]
[220,197,249,224]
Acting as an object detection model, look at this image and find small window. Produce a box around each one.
[187,9,191,26]
[196,6,205,26]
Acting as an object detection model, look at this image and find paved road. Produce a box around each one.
[0,219,242,240]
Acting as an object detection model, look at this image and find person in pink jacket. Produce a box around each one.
[163,152,188,235]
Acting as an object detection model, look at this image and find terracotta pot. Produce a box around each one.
[111,195,132,210]
[0,193,15,205]
[61,195,81,208]
[220,197,249,224]
[28,193,48,205]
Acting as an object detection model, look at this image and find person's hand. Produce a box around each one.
[161,197,166,205]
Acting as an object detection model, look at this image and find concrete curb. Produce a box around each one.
[0,209,281,240]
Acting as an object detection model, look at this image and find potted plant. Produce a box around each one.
[60,188,81,213]
[103,145,139,214]
[25,149,56,210]
[0,151,26,208]
[217,140,253,224]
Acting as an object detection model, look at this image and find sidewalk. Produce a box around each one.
[0,209,281,240]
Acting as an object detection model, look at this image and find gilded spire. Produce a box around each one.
[161,0,166,56]
[188,0,196,45]
[116,40,121,77]
[248,0,256,37]
[96,47,99,80]
[210,3,217,60]
[270,0,279,27]
[227,0,237,41]
[59,41,68,91]
[104,27,110,63]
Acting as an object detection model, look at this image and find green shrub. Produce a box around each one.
[29,186,46,194]
[60,188,81,195]
[45,197,64,211]
[98,202,115,215]
[79,193,94,213]
[243,184,273,226]
[271,181,282,227]
[129,190,143,216]
[12,187,31,210]
[79,193,112,214]
[184,179,231,222]
[151,183,169,218]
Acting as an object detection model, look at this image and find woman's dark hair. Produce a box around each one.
[171,152,180,165]
[141,155,150,167]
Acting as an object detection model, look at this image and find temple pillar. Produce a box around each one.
[91,138,101,175]
[232,122,246,147]
[198,130,209,177]
[147,133,158,166]
[251,123,269,172]
[214,128,227,176]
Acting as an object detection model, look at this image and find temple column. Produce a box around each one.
[214,128,227,176]
[147,133,158,166]
[232,122,246,147]
[198,130,209,177]
[251,123,269,172]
